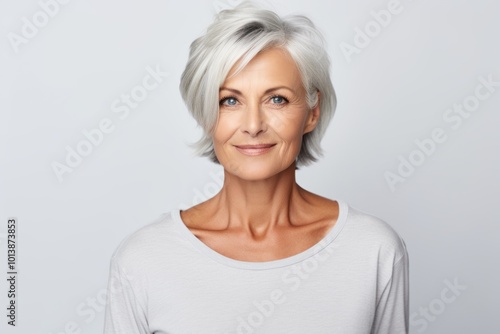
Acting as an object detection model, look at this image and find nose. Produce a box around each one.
[240,101,267,137]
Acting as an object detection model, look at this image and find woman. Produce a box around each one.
[104,3,409,333]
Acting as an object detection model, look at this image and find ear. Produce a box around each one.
[303,91,321,135]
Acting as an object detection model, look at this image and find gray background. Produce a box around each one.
[1,0,498,333]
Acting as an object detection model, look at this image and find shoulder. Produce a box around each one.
[109,211,178,271]
[340,201,408,264]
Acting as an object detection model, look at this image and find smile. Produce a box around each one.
[234,144,276,156]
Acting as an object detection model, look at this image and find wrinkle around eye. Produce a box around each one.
[266,95,290,109]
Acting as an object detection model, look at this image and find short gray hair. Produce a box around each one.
[179,2,336,168]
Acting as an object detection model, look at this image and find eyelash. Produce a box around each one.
[218,95,290,106]
[269,95,289,104]
[219,96,238,106]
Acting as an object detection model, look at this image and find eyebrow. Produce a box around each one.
[219,86,297,95]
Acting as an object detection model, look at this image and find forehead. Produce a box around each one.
[223,48,303,89]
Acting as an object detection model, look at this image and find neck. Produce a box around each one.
[212,161,307,238]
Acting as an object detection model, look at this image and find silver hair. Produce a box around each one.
[179,2,336,168]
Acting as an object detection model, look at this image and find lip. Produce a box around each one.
[234,143,276,156]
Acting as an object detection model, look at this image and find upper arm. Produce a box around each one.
[371,242,409,334]
[103,257,149,334]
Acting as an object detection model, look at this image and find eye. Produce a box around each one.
[270,95,288,105]
[219,96,238,106]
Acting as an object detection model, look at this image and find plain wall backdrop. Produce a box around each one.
[1,0,499,333]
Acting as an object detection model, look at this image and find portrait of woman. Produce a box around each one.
[103,2,409,333]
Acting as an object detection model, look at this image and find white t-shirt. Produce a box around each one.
[103,200,409,334]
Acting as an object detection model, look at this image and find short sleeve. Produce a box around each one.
[103,257,149,334]
[371,241,410,334]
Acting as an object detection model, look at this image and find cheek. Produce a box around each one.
[266,113,287,133]
[269,113,307,142]
[212,115,237,145]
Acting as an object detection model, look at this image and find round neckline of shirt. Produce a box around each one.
[171,199,349,270]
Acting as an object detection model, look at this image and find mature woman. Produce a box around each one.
[104,3,409,333]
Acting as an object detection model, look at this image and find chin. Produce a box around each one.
[224,160,292,181]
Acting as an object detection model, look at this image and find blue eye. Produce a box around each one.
[220,97,238,106]
[270,96,287,104]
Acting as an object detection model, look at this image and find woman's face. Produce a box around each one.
[213,47,319,180]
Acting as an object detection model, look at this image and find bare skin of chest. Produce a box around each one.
[180,199,339,262]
